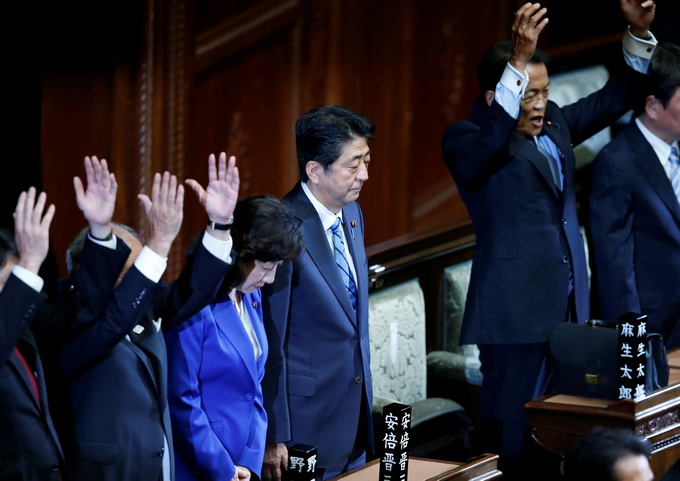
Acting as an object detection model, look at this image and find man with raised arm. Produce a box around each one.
[441,2,657,478]
[60,153,238,481]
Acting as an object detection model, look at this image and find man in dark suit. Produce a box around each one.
[0,188,62,480]
[441,2,656,478]
[589,42,680,348]
[261,105,375,481]
[60,153,238,481]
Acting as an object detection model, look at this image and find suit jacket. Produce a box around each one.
[60,236,230,481]
[441,59,646,345]
[261,183,373,469]
[165,289,268,481]
[589,122,680,348]
[0,274,65,481]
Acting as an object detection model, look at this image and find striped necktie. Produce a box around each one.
[534,135,563,190]
[670,144,680,205]
[330,218,358,316]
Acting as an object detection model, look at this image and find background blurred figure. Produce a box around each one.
[441,1,656,478]
[261,105,375,481]
[165,194,303,481]
[60,153,236,481]
[564,427,654,481]
[0,188,62,480]
[589,42,680,348]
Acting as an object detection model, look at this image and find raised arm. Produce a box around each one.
[73,155,117,240]
[0,188,53,363]
[14,188,55,276]
[186,152,239,241]
[154,154,238,330]
[621,0,656,38]
[509,2,548,73]
[138,171,185,258]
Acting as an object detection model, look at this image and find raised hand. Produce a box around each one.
[186,152,240,227]
[13,187,56,275]
[510,3,549,72]
[620,0,656,38]
[138,171,185,258]
[73,155,118,239]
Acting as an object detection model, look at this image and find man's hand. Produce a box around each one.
[73,155,117,239]
[13,187,56,274]
[138,171,185,258]
[510,3,549,73]
[621,0,656,39]
[262,443,289,481]
[186,152,239,240]
[231,466,251,481]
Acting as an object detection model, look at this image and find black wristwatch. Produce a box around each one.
[208,217,234,231]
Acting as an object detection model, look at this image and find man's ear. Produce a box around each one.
[485,90,495,106]
[644,95,659,119]
[306,161,320,184]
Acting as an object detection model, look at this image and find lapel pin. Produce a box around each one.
[252,301,259,309]
[351,220,356,238]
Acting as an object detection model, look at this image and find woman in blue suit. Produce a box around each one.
[165,195,303,481]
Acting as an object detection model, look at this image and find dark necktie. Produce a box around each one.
[533,134,563,190]
[330,218,358,316]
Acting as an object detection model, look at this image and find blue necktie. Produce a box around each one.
[534,135,563,190]
[670,144,680,205]
[331,218,358,316]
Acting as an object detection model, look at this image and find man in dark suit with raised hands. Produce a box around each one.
[441,1,657,478]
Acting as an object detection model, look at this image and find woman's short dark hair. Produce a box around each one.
[222,194,303,290]
[296,105,376,182]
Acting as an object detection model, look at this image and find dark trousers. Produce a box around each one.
[478,343,555,480]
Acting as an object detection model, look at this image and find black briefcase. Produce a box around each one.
[549,319,669,400]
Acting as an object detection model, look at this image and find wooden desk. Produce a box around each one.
[526,349,680,479]
[327,455,501,481]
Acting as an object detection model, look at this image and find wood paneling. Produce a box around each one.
[7,0,675,280]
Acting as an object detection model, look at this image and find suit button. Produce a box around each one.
[159,447,165,457]
[561,256,571,264]
[562,218,567,225]
[354,376,362,384]
[51,464,60,472]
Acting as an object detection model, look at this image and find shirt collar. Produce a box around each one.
[301,181,343,231]
[635,117,674,163]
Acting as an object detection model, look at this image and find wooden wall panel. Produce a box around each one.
[6,0,676,282]
[185,33,301,234]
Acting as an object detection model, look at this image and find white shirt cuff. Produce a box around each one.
[134,246,167,283]
[12,265,44,293]
[202,230,234,264]
[495,63,528,119]
[623,26,657,60]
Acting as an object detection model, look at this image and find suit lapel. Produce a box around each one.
[631,128,680,225]
[510,132,561,198]
[126,318,164,399]
[290,185,359,328]
[213,298,261,381]
[244,292,268,376]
